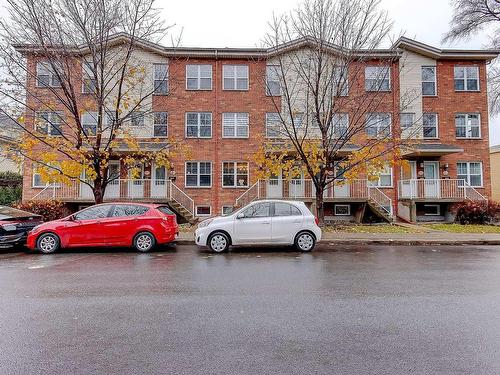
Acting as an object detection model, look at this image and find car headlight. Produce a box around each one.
[197,219,213,228]
[1,224,16,232]
[31,225,42,232]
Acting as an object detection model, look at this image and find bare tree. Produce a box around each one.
[443,0,500,113]
[255,0,417,223]
[0,0,186,203]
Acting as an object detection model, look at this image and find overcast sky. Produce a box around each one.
[1,0,499,145]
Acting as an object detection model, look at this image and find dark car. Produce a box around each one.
[0,206,43,248]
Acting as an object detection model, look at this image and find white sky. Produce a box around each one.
[1,0,499,145]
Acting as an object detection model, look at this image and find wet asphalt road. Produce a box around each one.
[1,244,500,375]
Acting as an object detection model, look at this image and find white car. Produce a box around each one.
[195,200,321,253]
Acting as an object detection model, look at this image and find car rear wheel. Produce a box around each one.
[134,232,156,252]
[295,231,315,252]
[37,233,60,254]
[208,232,230,253]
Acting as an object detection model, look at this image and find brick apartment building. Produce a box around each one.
[17,35,498,223]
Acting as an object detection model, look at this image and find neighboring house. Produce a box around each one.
[0,113,21,174]
[491,145,500,202]
[14,35,498,223]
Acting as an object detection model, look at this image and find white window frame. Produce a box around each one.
[455,113,481,139]
[365,113,392,138]
[35,111,63,136]
[32,165,46,188]
[265,112,282,138]
[185,161,212,188]
[266,65,281,96]
[153,111,168,137]
[454,66,480,92]
[222,206,233,216]
[186,64,212,90]
[400,113,415,131]
[422,113,439,139]
[36,61,62,88]
[457,162,483,188]
[222,161,249,188]
[185,112,212,138]
[223,65,249,91]
[365,66,391,92]
[334,204,351,216]
[222,112,249,138]
[130,111,145,127]
[421,66,437,96]
[153,63,169,95]
[195,206,212,217]
[373,165,393,188]
[81,62,97,94]
[423,204,441,216]
[329,113,349,138]
[332,65,349,96]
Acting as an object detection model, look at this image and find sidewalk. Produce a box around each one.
[176,231,500,246]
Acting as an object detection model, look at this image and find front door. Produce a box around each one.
[289,174,305,198]
[65,204,114,247]
[233,202,272,244]
[271,202,303,243]
[400,161,417,198]
[333,167,350,198]
[104,161,120,199]
[151,164,167,198]
[423,161,440,198]
[266,173,283,198]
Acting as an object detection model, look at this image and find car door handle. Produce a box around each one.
[261,221,271,224]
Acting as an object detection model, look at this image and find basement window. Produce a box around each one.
[196,206,211,217]
[334,204,351,216]
[423,204,440,216]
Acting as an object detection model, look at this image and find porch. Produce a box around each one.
[398,179,487,202]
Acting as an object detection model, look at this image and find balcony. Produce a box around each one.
[398,179,487,201]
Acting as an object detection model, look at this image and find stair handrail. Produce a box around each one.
[31,183,56,200]
[169,181,195,215]
[367,181,393,216]
[235,180,260,207]
[462,180,487,202]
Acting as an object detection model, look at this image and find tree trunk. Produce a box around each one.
[93,179,105,204]
[315,186,325,226]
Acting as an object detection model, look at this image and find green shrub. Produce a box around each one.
[13,200,68,222]
[0,185,22,205]
[454,201,500,225]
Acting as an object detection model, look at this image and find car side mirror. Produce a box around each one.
[237,212,245,219]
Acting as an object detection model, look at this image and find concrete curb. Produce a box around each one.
[175,239,500,246]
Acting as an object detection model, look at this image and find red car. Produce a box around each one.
[27,203,178,253]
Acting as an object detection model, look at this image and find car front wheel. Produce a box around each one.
[134,232,156,252]
[208,232,230,253]
[36,233,60,254]
[295,232,315,252]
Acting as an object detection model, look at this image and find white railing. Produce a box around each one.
[235,180,260,207]
[367,182,393,216]
[31,179,172,201]
[398,179,487,201]
[169,181,195,216]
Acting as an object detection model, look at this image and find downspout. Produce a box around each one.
[393,58,399,220]
[214,50,220,213]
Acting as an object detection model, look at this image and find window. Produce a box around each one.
[421,66,436,96]
[185,161,212,187]
[153,63,168,95]
[457,162,483,187]
[222,113,249,138]
[157,206,175,215]
[154,112,168,137]
[223,65,249,90]
[400,113,415,130]
[35,111,62,136]
[266,113,281,138]
[111,205,149,217]
[334,204,351,216]
[196,206,211,217]
[82,62,97,94]
[81,112,99,136]
[242,202,271,218]
[130,111,144,127]
[455,113,480,138]
[329,113,349,138]
[185,112,212,138]
[454,66,479,91]
[222,162,249,187]
[365,66,391,91]
[423,204,440,216]
[266,65,280,96]
[222,206,234,216]
[365,113,391,138]
[274,202,301,216]
[36,61,62,87]
[373,165,393,187]
[74,205,112,220]
[32,164,46,188]
[423,113,438,139]
[186,64,212,90]
[332,65,349,96]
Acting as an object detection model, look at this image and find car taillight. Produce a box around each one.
[314,217,319,226]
